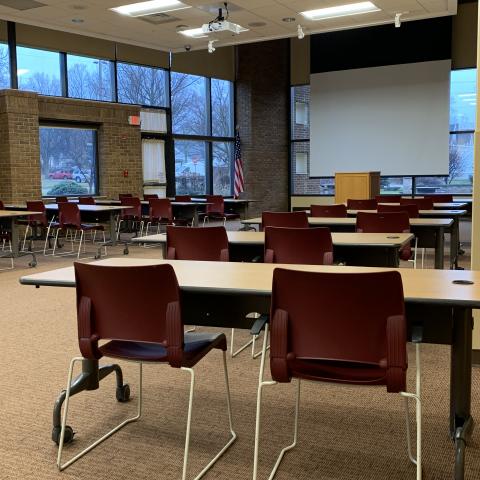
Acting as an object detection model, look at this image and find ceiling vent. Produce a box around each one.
[0,0,46,10]
[138,13,181,25]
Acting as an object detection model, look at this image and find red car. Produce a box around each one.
[48,170,72,180]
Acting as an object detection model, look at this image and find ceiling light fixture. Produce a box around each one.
[111,0,191,17]
[301,2,380,21]
[297,24,305,40]
[179,27,208,38]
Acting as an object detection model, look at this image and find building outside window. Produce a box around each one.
[39,126,98,197]
[67,54,115,102]
[17,46,62,96]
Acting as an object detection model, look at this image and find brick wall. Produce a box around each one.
[236,39,289,215]
[0,89,141,203]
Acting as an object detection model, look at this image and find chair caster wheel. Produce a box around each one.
[94,254,100,260]
[123,248,129,255]
[29,261,37,267]
[52,425,75,445]
[116,384,130,402]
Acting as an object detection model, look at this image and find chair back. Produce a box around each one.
[78,197,95,205]
[0,200,4,209]
[310,204,347,218]
[26,200,48,225]
[120,196,142,218]
[56,196,69,203]
[119,193,133,200]
[378,203,419,218]
[356,211,410,233]
[206,195,225,214]
[424,194,453,203]
[59,203,81,228]
[269,268,406,392]
[74,262,182,364]
[175,195,192,202]
[144,194,159,200]
[264,227,333,265]
[399,197,433,210]
[262,211,309,230]
[149,198,173,222]
[347,199,377,210]
[166,225,229,261]
[375,195,402,203]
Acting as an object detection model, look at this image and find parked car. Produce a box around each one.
[48,169,72,180]
[72,167,91,183]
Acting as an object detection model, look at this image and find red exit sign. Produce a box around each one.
[128,115,141,126]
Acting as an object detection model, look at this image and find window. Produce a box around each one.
[213,142,233,195]
[415,69,476,195]
[17,46,62,96]
[171,72,208,135]
[174,140,207,195]
[380,177,413,195]
[67,54,114,101]
[212,78,234,137]
[0,42,10,88]
[39,126,97,197]
[117,62,168,107]
[143,139,166,184]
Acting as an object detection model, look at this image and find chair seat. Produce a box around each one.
[100,331,227,367]
[288,357,388,386]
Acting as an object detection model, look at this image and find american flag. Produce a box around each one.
[233,129,244,198]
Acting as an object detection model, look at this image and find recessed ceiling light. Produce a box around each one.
[111,0,191,17]
[71,18,84,23]
[282,17,296,23]
[301,2,381,21]
[179,27,208,39]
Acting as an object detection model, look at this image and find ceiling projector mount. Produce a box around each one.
[202,2,247,35]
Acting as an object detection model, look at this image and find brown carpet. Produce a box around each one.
[0,222,479,479]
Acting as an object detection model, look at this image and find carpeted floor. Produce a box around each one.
[0,221,479,479]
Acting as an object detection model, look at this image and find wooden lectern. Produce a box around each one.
[335,171,380,204]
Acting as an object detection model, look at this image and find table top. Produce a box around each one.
[242,217,454,228]
[44,204,129,212]
[19,258,480,307]
[132,231,414,248]
[0,210,42,218]
[189,198,257,204]
[378,202,467,209]
[95,199,210,207]
[347,209,467,217]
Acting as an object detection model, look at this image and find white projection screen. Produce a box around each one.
[309,60,451,177]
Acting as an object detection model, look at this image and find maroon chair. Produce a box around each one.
[175,195,192,202]
[202,195,240,226]
[375,195,402,203]
[143,199,174,235]
[56,196,69,203]
[261,211,309,230]
[264,227,333,265]
[310,204,347,218]
[14,200,50,253]
[52,203,106,258]
[400,198,433,210]
[143,194,158,201]
[78,197,95,205]
[424,194,453,203]
[253,268,421,480]
[56,262,236,473]
[356,211,416,266]
[378,203,419,218]
[166,225,229,261]
[347,199,377,210]
[117,197,143,238]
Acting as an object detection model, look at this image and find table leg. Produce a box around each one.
[0,217,37,267]
[450,307,474,479]
[51,359,128,444]
[434,227,445,269]
[450,217,460,270]
[109,211,117,247]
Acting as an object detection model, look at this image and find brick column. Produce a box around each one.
[236,39,290,216]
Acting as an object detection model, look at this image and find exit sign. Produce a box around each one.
[128,115,141,126]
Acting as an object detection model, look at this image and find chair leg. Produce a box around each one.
[22,225,30,252]
[230,328,255,358]
[57,358,142,471]
[77,231,84,258]
[421,249,425,269]
[103,231,107,256]
[180,350,236,480]
[401,343,422,480]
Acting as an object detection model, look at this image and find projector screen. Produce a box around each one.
[309,60,451,177]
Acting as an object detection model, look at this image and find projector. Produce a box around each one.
[201,21,247,35]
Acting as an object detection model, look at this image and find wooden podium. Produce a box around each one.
[335,172,380,204]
